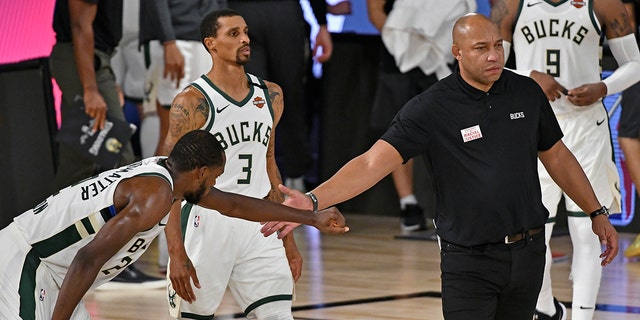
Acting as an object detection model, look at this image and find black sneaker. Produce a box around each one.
[533,298,567,320]
[400,204,427,234]
[96,264,166,291]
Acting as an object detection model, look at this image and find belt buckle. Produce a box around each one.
[504,234,519,244]
[504,235,513,244]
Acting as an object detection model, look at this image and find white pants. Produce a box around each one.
[536,103,620,319]
[168,205,294,319]
[0,223,90,320]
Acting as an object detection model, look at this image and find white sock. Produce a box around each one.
[568,216,601,320]
[399,194,418,210]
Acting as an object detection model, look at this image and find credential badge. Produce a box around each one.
[461,125,483,143]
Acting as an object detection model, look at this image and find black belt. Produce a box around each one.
[504,227,543,244]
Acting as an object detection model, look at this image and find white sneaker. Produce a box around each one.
[533,298,566,320]
[96,265,166,291]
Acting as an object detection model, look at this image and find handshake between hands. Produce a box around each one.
[260,184,349,238]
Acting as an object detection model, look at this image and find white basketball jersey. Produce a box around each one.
[13,157,172,288]
[513,0,602,114]
[191,73,273,198]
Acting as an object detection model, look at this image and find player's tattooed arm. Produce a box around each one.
[490,0,508,27]
[161,89,209,155]
[490,0,518,42]
[263,80,302,278]
[264,144,285,204]
[266,81,284,117]
[264,80,285,203]
[597,0,634,39]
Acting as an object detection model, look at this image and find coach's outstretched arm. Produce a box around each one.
[262,139,403,238]
[197,187,349,234]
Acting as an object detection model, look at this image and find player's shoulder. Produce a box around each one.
[172,86,207,108]
[490,0,521,20]
[118,171,173,201]
[594,0,634,37]
[262,80,283,96]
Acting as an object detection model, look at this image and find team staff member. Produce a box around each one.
[50,0,134,189]
[262,14,618,320]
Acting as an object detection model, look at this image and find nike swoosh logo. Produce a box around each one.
[158,222,167,227]
[216,104,230,113]
[579,306,594,309]
[527,1,543,6]
[596,119,606,126]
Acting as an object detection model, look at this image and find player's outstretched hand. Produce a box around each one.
[591,214,619,266]
[314,207,349,234]
[168,252,200,303]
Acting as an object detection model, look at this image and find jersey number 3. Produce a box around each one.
[238,154,252,184]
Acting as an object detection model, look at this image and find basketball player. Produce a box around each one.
[160,9,300,319]
[491,0,640,319]
[0,130,347,320]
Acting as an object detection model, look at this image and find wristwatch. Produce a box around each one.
[589,206,610,219]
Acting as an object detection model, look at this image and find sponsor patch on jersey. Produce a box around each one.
[39,289,46,301]
[461,125,483,143]
[571,0,585,8]
[253,96,265,108]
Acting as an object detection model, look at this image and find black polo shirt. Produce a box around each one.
[382,68,563,247]
[53,0,123,53]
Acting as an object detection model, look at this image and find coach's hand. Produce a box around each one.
[261,220,300,238]
[261,185,306,238]
[261,185,349,237]
[591,214,619,266]
[169,251,200,303]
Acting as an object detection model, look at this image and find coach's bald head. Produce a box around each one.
[451,13,504,92]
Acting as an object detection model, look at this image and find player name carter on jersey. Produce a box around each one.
[13,157,172,288]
